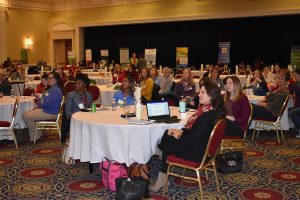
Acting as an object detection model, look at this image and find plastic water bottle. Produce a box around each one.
[112,98,116,111]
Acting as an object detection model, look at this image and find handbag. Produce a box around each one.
[61,141,75,165]
[100,157,128,192]
[216,151,243,173]
[13,123,29,144]
[115,176,149,200]
[127,162,150,180]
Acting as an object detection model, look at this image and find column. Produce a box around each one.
[0,7,6,62]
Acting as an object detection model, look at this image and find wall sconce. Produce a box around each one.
[24,36,33,50]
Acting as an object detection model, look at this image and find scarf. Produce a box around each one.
[184,104,212,130]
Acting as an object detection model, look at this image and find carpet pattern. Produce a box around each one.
[0,130,300,200]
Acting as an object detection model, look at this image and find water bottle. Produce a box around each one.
[112,98,116,111]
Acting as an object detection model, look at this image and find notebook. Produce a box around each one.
[146,101,180,123]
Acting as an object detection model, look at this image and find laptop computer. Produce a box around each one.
[146,101,181,123]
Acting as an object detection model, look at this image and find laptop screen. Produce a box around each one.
[146,101,170,119]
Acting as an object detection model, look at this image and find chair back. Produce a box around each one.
[176,69,183,75]
[87,85,100,101]
[199,119,226,167]
[23,87,35,96]
[10,97,20,128]
[64,81,76,95]
[175,74,182,79]
[34,76,41,80]
[238,70,246,75]
[243,102,253,139]
[221,71,230,75]
[275,95,290,123]
[193,75,201,79]
[56,96,65,124]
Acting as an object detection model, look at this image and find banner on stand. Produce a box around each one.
[291,46,300,70]
[176,47,188,68]
[218,42,230,64]
[120,48,129,64]
[68,51,76,64]
[85,49,92,62]
[145,49,157,66]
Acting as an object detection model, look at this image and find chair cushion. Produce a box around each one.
[167,154,200,168]
[0,121,11,127]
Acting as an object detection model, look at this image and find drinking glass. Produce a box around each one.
[124,105,130,119]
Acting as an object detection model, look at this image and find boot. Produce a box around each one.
[149,172,167,192]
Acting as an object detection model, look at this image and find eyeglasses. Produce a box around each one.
[48,77,55,80]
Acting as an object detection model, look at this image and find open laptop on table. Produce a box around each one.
[146,101,181,123]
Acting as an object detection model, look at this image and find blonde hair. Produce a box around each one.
[182,68,195,86]
[224,76,244,102]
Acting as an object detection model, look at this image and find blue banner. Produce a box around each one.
[218,42,230,64]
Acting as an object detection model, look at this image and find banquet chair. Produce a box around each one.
[193,75,201,79]
[163,119,226,199]
[23,87,35,96]
[34,96,65,144]
[221,70,230,75]
[176,69,183,74]
[220,103,253,156]
[252,95,290,144]
[174,74,182,79]
[87,85,100,101]
[64,81,76,95]
[33,76,41,80]
[238,70,246,75]
[0,97,19,149]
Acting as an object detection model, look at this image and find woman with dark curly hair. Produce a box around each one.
[150,81,226,192]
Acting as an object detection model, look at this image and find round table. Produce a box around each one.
[69,107,190,165]
[0,96,35,140]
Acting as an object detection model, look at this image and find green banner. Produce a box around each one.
[20,49,28,64]
[291,46,300,70]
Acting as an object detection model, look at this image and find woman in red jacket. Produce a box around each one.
[224,76,251,137]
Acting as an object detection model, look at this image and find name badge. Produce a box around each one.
[45,92,49,96]
[117,99,124,106]
[78,103,84,109]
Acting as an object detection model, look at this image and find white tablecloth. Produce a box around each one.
[94,85,116,107]
[0,96,35,140]
[11,80,40,96]
[248,95,293,130]
[69,107,186,165]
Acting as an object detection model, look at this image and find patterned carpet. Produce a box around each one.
[0,130,300,200]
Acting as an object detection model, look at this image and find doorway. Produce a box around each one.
[53,39,72,65]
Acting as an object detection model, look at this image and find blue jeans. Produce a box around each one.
[288,107,300,129]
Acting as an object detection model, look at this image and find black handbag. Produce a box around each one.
[216,151,243,173]
[13,124,29,145]
[115,176,149,200]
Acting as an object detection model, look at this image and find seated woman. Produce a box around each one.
[224,76,251,137]
[23,72,63,141]
[35,73,49,94]
[140,67,154,103]
[174,69,196,101]
[111,64,123,84]
[156,67,173,97]
[150,67,159,83]
[61,73,93,143]
[10,63,25,81]
[289,69,300,138]
[209,67,224,89]
[252,71,290,121]
[0,70,12,95]
[150,81,226,192]
[119,64,139,83]
[250,69,269,96]
[113,76,135,106]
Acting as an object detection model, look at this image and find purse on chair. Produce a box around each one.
[216,151,243,173]
[115,176,150,200]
